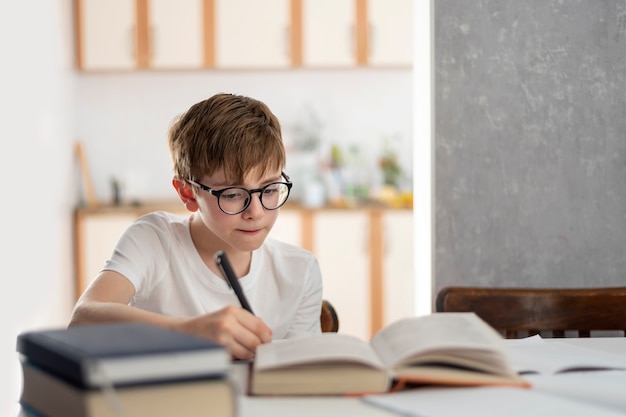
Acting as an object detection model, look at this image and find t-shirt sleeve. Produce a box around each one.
[102,215,170,293]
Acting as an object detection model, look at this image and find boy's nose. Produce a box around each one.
[243,192,265,217]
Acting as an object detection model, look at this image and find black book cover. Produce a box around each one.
[17,322,229,388]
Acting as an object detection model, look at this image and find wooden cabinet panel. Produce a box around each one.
[268,210,302,247]
[215,0,291,68]
[367,0,413,67]
[74,205,187,298]
[383,211,414,326]
[302,0,356,67]
[75,0,412,70]
[78,0,136,70]
[148,0,205,68]
[313,211,370,340]
[76,212,138,296]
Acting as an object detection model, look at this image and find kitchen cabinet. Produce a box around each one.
[76,212,139,292]
[74,0,412,70]
[301,0,413,68]
[367,0,413,67]
[268,210,303,246]
[75,0,206,70]
[76,0,136,70]
[313,211,371,339]
[74,203,187,296]
[74,203,413,340]
[302,0,356,68]
[314,209,415,339]
[214,0,291,69]
[382,210,414,325]
[147,0,205,68]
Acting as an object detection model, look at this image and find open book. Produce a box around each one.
[251,312,529,395]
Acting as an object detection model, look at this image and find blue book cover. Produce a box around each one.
[16,322,230,388]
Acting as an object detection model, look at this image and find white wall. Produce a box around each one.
[1,1,76,414]
[75,70,413,204]
[412,0,433,315]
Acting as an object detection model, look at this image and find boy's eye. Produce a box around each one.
[222,189,245,200]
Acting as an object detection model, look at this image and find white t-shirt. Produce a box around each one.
[103,211,323,339]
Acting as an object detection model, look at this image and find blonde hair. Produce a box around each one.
[168,93,285,184]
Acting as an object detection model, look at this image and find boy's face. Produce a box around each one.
[193,167,284,254]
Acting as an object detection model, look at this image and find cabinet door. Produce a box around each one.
[367,0,413,66]
[78,0,137,70]
[77,213,138,297]
[383,210,414,325]
[302,0,356,67]
[314,211,370,340]
[148,0,205,68]
[268,210,302,248]
[215,0,291,68]
[76,208,189,298]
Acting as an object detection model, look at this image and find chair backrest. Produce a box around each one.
[320,299,339,333]
[436,286,626,338]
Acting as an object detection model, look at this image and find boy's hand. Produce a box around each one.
[176,306,272,360]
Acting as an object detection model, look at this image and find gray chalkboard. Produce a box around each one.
[434,0,626,297]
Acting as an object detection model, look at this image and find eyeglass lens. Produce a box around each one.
[219,183,290,214]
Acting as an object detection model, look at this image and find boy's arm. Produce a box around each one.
[68,270,180,328]
[69,270,272,360]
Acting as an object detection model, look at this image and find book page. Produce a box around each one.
[525,370,626,412]
[507,336,626,374]
[362,386,625,417]
[254,333,386,371]
[370,313,509,371]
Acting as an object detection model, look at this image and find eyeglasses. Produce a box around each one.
[187,172,293,215]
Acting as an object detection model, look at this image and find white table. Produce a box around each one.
[17,337,626,417]
[235,337,626,416]
[239,396,398,417]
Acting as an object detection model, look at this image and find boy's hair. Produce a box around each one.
[168,93,285,185]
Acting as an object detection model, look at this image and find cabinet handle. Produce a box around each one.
[149,27,156,63]
[384,221,389,256]
[284,25,291,59]
[368,23,374,58]
[129,26,136,61]
[349,24,355,58]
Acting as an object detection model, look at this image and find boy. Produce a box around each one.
[69,93,323,360]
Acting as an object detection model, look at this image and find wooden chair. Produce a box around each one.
[320,299,339,332]
[436,286,626,338]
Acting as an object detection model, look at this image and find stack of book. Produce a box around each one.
[16,322,235,417]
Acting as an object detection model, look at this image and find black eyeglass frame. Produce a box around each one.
[187,172,293,215]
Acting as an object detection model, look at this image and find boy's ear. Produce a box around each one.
[172,179,198,212]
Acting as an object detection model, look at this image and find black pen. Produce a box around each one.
[214,250,254,315]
